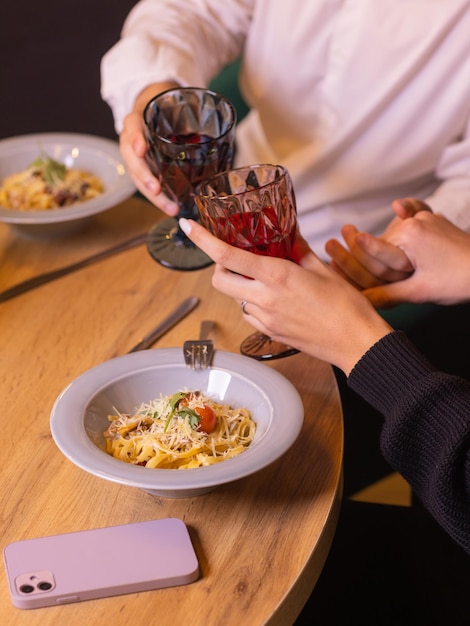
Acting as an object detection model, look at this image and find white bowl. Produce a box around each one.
[0,133,135,237]
[50,348,304,498]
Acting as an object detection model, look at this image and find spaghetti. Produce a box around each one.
[103,390,256,469]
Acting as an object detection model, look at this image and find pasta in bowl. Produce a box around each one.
[0,133,135,237]
[104,390,257,469]
[50,348,304,498]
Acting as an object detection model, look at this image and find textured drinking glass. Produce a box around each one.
[196,164,300,360]
[144,87,236,271]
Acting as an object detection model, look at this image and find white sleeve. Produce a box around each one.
[425,115,470,232]
[100,0,253,133]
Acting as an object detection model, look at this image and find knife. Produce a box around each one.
[0,233,148,303]
[127,296,200,353]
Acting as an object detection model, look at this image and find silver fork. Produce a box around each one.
[183,320,215,369]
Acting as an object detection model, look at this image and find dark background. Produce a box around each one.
[0,2,248,142]
[0,1,139,140]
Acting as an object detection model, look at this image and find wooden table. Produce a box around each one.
[0,197,343,626]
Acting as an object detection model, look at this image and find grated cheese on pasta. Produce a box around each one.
[103,390,256,469]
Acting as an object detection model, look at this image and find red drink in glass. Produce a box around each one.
[150,132,235,218]
[209,205,296,260]
[196,164,300,361]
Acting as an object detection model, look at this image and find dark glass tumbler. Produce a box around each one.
[144,87,236,271]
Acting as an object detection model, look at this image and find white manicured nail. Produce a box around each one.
[179,218,192,234]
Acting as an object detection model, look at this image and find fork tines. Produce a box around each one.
[183,339,214,369]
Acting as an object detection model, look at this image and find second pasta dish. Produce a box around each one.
[0,153,103,210]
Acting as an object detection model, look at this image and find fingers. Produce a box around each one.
[185,222,272,323]
[363,278,419,309]
[179,219,300,322]
[325,197,433,289]
[326,220,415,288]
[325,235,385,289]
[343,224,414,278]
[179,218,261,278]
[119,112,179,215]
[354,232,414,273]
[392,197,433,220]
[363,284,405,309]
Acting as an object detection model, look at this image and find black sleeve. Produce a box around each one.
[348,330,470,553]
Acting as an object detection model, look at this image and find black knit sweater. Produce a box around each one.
[348,330,470,554]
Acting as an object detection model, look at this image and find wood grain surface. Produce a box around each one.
[0,197,343,626]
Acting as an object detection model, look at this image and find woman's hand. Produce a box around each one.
[179,218,392,375]
[325,198,431,289]
[119,82,180,215]
[364,211,470,308]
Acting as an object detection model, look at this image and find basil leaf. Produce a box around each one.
[28,154,66,184]
[177,407,201,430]
[164,391,189,433]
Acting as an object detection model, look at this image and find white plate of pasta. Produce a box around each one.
[0,133,135,237]
[50,348,304,498]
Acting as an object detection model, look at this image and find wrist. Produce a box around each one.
[134,82,181,114]
[339,323,393,377]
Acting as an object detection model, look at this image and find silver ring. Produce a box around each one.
[240,300,248,314]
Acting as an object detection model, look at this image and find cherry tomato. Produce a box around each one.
[194,405,217,434]
[179,394,217,434]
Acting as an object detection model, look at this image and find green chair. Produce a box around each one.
[209,59,250,123]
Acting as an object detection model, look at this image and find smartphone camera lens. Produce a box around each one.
[37,581,53,591]
[18,576,54,593]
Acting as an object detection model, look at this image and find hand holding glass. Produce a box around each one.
[144,87,236,271]
[196,164,300,360]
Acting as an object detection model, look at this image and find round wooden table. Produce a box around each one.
[0,197,343,625]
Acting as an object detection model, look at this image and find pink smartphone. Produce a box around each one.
[3,518,199,609]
